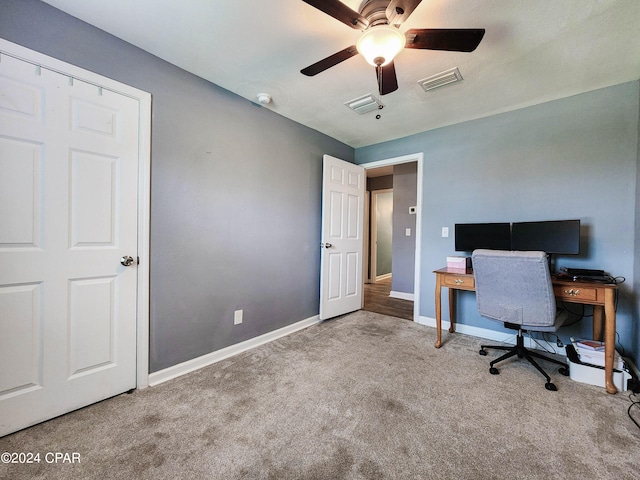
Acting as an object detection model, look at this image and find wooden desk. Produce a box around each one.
[433,267,619,394]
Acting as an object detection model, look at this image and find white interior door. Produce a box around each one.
[0,53,139,436]
[319,155,365,320]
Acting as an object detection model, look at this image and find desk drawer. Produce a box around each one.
[554,285,599,302]
[443,275,475,289]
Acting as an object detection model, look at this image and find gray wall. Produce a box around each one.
[3,0,638,371]
[1,0,354,372]
[392,163,417,295]
[356,82,640,364]
[367,175,393,191]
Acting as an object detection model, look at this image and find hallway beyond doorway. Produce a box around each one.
[363,277,413,321]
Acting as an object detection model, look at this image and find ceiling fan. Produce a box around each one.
[300,0,485,95]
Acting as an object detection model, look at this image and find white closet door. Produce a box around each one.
[0,53,139,436]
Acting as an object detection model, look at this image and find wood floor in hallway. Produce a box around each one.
[363,277,414,321]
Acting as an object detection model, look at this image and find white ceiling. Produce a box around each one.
[41,0,640,148]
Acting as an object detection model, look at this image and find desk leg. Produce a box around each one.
[435,275,442,348]
[592,306,604,341]
[604,289,617,394]
[448,288,456,333]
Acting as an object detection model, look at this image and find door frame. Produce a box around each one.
[363,191,370,285]
[1,39,152,389]
[362,153,423,323]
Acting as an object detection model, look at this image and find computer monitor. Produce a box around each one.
[454,223,511,252]
[510,219,580,254]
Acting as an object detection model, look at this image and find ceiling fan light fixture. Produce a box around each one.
[356,25,406,67]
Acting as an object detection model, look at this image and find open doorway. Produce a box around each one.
[362,154,422,321]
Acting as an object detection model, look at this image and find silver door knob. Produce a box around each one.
[321,243,332,249]
[120,255,135,266]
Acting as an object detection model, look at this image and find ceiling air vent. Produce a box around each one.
[344,94,383,115]
[418,67,463,92]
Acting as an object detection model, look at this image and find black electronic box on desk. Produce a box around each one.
[556,267,610,283]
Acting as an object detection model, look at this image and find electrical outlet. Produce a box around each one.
[234,309,243,325]
[441,227,449,238]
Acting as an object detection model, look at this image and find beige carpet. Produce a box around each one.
[1,311,639,479]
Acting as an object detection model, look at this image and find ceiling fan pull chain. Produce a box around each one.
[376,66,383,119]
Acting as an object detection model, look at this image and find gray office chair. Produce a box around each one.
[471,249,570,391]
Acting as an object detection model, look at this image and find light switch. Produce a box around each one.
[442,227,449,238]
[405,228,411,237]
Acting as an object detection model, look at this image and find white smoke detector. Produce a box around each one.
[257,93,272,105]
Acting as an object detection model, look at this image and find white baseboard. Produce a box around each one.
[148,313,640,388]
[417,316,566,355]
[390,291,414,301]
[417,316,640,376]
[148,315,321,386]
[376,273,392,282]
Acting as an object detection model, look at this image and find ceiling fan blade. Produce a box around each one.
[375,61,399,95]
[301,45,358,76]
[302,0,369,30]
[405,28,486,52]
[386,0,423,25]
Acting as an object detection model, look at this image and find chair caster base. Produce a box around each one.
[489,367,499,375]
[479,349,487,356]
[558,367,570,376]
[545,382,558,391]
